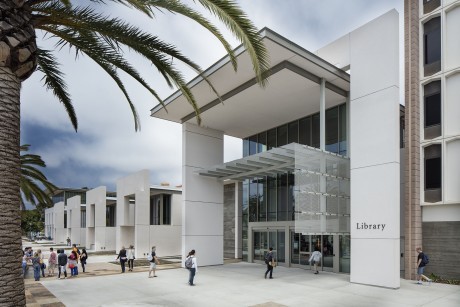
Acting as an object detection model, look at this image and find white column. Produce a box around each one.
[320,79,326,232]
[182,122,224,266]
[349,10,400,288]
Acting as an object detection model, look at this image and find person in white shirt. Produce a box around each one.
[127,245,135,272]
[309,247,322,274]
[185,249,198,286]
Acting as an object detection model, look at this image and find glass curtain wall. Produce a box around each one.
[241,103,347,263]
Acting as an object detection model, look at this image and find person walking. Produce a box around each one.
[116,246,127,273]
[264,247,275,279]
[37,249,46,278]
[416,247,432,285]
[148,246,159,278]
[80,249,88,273]
[31,252,41,281]
[66,237,71,246]
[57,249,68,279]
[308,247,322,274]
[48,247,57,277]
[127,245,135,272]
[185,249,197,286]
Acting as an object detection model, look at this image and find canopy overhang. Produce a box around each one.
[150,28,350,139]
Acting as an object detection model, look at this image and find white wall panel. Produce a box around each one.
[445,139,460,202]
[349,10,400,289]
[423,204,460,221]
[445,73,460,136]
[445,6,460,70]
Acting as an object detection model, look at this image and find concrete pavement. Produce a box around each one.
[40,262,460,307]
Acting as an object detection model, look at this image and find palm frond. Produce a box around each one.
[36,48,78,131]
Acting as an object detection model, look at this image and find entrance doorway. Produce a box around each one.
[253,230,285,264]
[290,232,350,273]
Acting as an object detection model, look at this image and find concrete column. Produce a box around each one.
[320,78,326,151]
[182,122,224,266]
[235,182,243,258]
[349,10,400,288]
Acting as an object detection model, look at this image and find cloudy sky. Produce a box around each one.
[20,0,403,195]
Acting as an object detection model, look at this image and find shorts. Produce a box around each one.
[417,266,425,275]
[150,262,156,270]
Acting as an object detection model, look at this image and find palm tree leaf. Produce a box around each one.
[36,48,78,131]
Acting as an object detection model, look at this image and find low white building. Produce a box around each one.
[44,170,182,258]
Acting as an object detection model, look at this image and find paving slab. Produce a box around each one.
[40,262,460,307]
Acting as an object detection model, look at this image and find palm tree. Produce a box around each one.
[20,144,57,211]
[0,0,269,304]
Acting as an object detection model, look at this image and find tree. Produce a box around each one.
[20,144,57,211]
[0,0,269,304]
[20,209,44,235]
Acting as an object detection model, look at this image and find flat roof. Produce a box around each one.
[151,28,350,139]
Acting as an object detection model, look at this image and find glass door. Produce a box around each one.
[253,230,284,264]
[322,235,334,272]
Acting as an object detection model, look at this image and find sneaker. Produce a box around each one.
[416,281,422,285]
[314,272,318,275]
[269,277,273,279]
[428,279,432,285]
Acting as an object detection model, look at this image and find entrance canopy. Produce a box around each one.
[151,28,350,139]
[197,143,350,234]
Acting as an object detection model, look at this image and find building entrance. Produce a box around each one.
[290,231,350,273]
[253,230,285,264]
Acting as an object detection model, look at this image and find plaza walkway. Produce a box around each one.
[34,262,459,307]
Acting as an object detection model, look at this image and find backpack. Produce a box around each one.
[264,254,270,265]
[422,253,430,265]
[147,253,153,262]
[185,256,193,269]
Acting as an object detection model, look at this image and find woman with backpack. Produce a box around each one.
[148,246,159,278]
[185,249,197,286]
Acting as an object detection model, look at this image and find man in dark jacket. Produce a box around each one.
[264,247,275,279]
[57,249,68,279]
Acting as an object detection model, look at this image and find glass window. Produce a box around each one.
[243,138,249,157]
[258,132,267,153]
[326,107,339,154]
[162,194,171,225]
[312,113,320,148]
[267,176,277,221]
[424,17,441,65]
[249,179,258,222]
[339,104,347,155]
[288,121,299,144]
[249,135,257,156]
[277,125,288,147]
[425,157,441,189]
[258,178,266,222]
[425,93,441,127]
[150,196,160,225]
[64,212,67,228]
[267,128,277,150]
[80,209,86,228]
[291,232,300,264]
[277,174,288,221]
[106,205,116,227]
[242,180,249,215]
[277,231,285,263]
[299,117,311,146]
[288,172,295,221]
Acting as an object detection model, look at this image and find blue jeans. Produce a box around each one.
[188,268,196,285]
[33,265,41,281]
[22,263,27,278]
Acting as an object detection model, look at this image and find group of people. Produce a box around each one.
[22,245,88,281]
[115,245,198,286]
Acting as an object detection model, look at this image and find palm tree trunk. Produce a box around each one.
[0,67,26,306]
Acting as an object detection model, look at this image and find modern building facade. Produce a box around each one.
[151,11,401,288]
[405,0,460,280]
[44,170,183,258]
